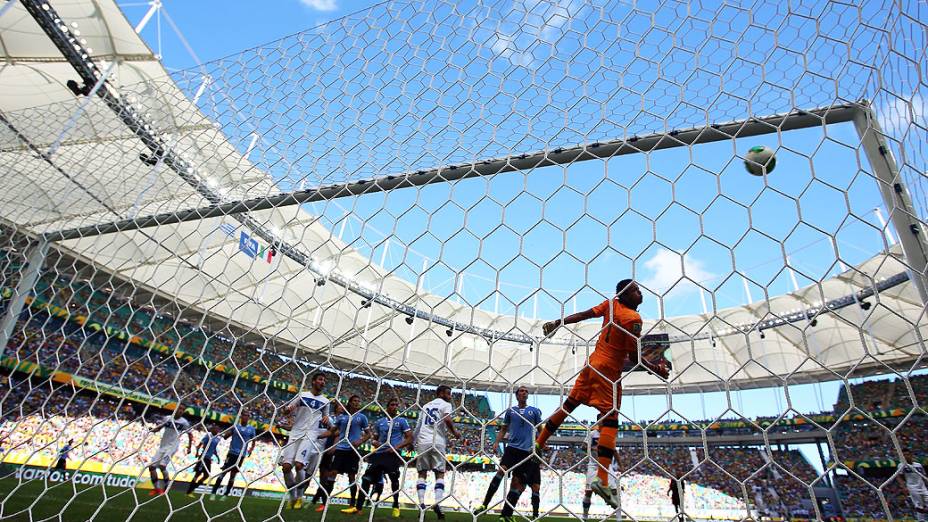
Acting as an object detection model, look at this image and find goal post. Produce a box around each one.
[852,104,928,305]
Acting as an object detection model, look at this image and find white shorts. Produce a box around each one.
[585,459,615,489]
[150,446,177,468]
[278,437,323,467]
[415,447,447,473]
[911,490,928,510]
[303,452,322,477]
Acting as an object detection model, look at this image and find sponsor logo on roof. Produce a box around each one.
[218,224,275,264]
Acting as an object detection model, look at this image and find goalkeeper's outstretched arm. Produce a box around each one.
[542,308,598,337]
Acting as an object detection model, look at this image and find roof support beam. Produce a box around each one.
[0,237,48,360]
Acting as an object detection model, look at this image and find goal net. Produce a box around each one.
[0,0,926,520]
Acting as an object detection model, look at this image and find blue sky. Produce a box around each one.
[140,0,897,322]
[119,0,384,71]
[114,1,926,470]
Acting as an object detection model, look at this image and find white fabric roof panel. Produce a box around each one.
[0,89,271,232]
[0,0,149,62]
[1,0,926,394]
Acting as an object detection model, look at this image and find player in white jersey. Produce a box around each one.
[300,406,333,504]
[279,372,332,509]
[414,385,460,520]
[900,456,928,521]
[147,407,193,496]
[582,425,619,519]
[280,411,331,509]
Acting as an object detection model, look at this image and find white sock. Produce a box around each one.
[283,469,295,500]
[435,479,445,503]
[295,469,306,497]
[416,480,427,505]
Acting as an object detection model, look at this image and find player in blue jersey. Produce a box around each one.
[55,439,78,471]
[186,425,221,496]
[312,400,342,512]
[344,397,413,517]
[210,412,257,500]
[330,395,371,508]
[371,473,386,503]
[474,386,543,520]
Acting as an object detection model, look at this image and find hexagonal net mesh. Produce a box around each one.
[0,0,927,520]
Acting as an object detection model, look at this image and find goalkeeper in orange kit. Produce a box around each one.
[535,279,669,508]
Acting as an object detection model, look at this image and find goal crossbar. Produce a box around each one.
[41,104,860,242]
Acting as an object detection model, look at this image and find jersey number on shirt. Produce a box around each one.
[424,408,439,426]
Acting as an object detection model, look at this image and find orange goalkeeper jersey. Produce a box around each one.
[589,298,642,366]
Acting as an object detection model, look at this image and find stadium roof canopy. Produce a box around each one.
[1,0,925,395]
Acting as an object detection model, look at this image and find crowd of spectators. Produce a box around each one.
[823,377,928,519]
[6,307,492,432]
[838,475,914,520]
[834,375,928,414]
[824,380,928,519]
[831,417,928,463]
[527,437,823,517]
[6,325,928,518]
[0,375,287,491]
[0,351,823,519]
[543,416,928,520]
[18,275,493,418]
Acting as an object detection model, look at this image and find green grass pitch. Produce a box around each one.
[0,479,595,522]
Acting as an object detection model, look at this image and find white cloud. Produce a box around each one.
[300,0,338,12]
[491,35,534,67]
[490,0,578,69]
[876,94,927,137]
[640,248,716,298]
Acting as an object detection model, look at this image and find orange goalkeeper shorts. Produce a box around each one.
[567,354,623,414]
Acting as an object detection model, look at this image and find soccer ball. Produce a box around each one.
[744,145,776,176]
